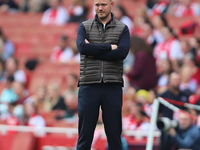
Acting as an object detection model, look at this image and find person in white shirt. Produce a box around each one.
[5,57,27,84]
[24,102,45,127]
[50,35,74,63]
[112,5,133,31]
[154,26,183,71]
[41,0,69,26]
[170,0,200,17]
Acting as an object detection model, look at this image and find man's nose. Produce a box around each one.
[99,5,103,10]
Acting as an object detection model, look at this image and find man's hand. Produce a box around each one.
[168,128,176,137]
[85,39,89,43]
[111,44,118,50]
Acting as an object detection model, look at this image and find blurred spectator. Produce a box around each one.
[63,74,78,98]
[179,66,198,93]
[124,86,137,102]
[12,104,25,125]
[25,86,46,113]
[154,26,183,71]
[0,0,18,13]
[0,27,15,61]
[112,5,133,31]
[151,15,168,43]
[24,102,45,127]
[43,83,64,112]
[196,86,200,97]
[132,8,149,36]
[135,89,149,106]
[19,0,47,13]
[68,0,88,23]
[53,74,79,120]
[146,0,158,9]
[159,72,189,119]
[160,111,200,150]
[50,35,74,63]
[5,106,21,126]
[70,39,80,63]
[144,89,157,117]
[5,57,27,84]
[12,81,29,105]
[157,59,172,94]
[0,58,6,82]
[41,0,69,26]
[0,75,17,104]
[189,37,200,65]
[0,75,16,122]
[62,74,78,118]
[122,87,137,117]
[140,22,157,48]
[123,106,150,131]
[127,36,157,90]
[148,0,170,16]
[181,40,192,55]
[183,53,200,85]
[168,0,200,17]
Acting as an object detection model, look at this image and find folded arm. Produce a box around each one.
[76,23,112,56]
[94,25,130,61]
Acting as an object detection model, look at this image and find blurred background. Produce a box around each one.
[1,0,200,150]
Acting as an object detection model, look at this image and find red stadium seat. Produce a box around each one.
[11,133,36,150]
[0,133,15,150]
[14,43,32,57]
[36,135,78,149]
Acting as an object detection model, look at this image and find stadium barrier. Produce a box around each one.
[146,97,200,150]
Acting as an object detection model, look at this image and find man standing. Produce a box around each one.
[76,0,130,149]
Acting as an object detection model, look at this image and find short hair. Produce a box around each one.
[60,35,68,41]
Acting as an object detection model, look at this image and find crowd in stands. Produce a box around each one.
[0,0,200,145]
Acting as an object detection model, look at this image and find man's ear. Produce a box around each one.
[111,0,114,8]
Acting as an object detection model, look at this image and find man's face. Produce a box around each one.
[59,39,67,50]
[161,27,172,41]
[178,112,192,130]
[169,73,181,90]
[94,0,114,21]
[49,0,59,9]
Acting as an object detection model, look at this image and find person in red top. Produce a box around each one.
[41,0,69,26]
[149,0,169,16]
[24,102,45,127]
[12,81,29,105]
[68,0,88,23]
[50,35,74,63]
[154,26,183,71]
[168,0,200,17]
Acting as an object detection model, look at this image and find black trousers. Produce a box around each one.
[76,82,123,150]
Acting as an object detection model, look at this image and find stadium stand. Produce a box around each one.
[1,0,200,150]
